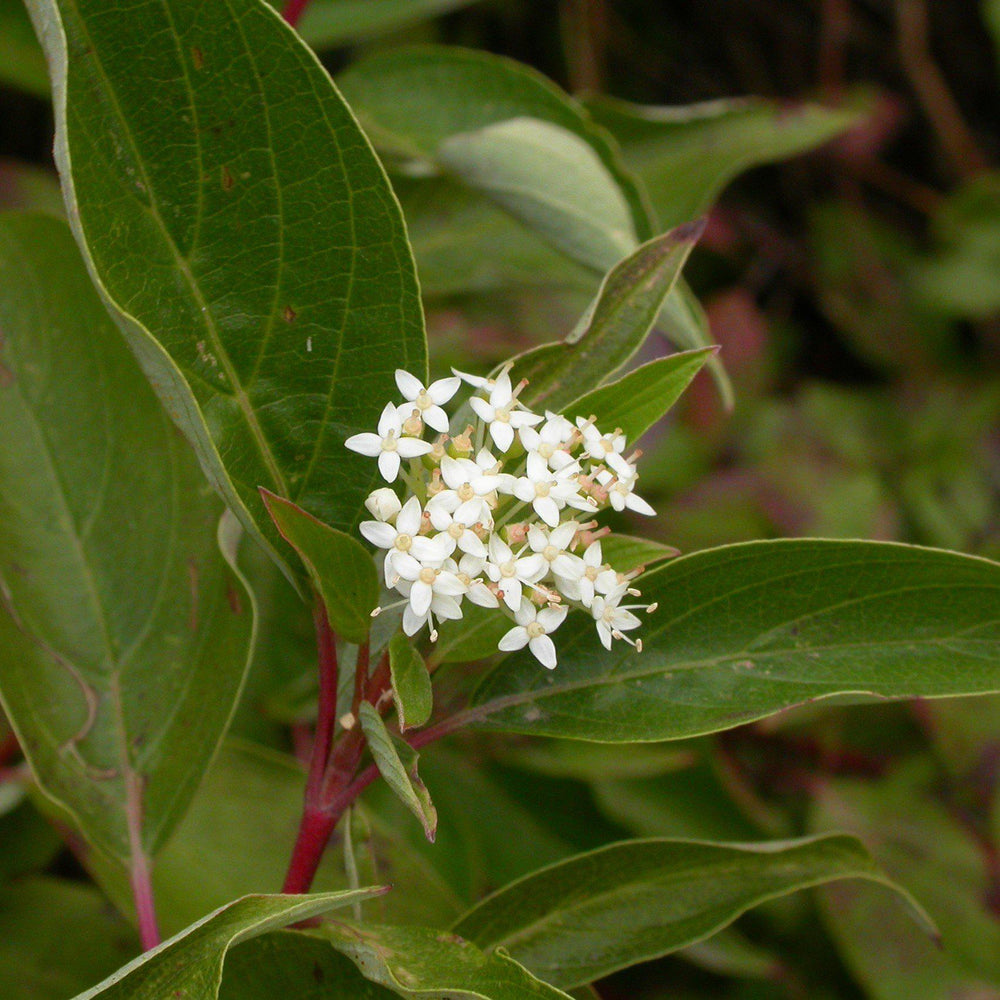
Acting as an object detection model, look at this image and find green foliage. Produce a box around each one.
[2,1,999,996]
[27,0,427,578]
[512,225,704,412]
[0,214,254,868]
[469,540,1000,740]
[389,634,433,731]
[358,703,438,841]
[262,491,378,644]
[565,347,715,441]
[75,891,381,999]
[453,835,931,990]
[310,922,574,999]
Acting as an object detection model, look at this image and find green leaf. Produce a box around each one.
[358,703,437,841]
[389,633,432,731]
[27,0,427,578]
[310,922,573,999]
[292,0,484,49]
[0,0,48,96]
[599,534,679,575]
[587,94,859,229]
[74,891,382,1000]
[220,930,398,999]
[437,117,637,272]
[0,214,254,870]
[565,347,715,442]
[466,539,1000,741]
[261,491,378,644]
[513,224,704,413]
[812,762,1000,998]
[0,877,139,999]
[452,835,931,991]
[81,739,461,935]
[0,793,63,882]
[336,45,652,243]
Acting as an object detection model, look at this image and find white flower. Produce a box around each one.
[468,370,542,452]
[512,452,594,527]
[432,505,487,559]
[364,487,402,523]
[526,522,582,578]
[395,559,465,619]
[426,453,502,526]
[395,369,461,434]
[346,402,434,482]
[577,416,627,462]
[600,453,656,516]
[591,584,645,650]
[519,413,576,470]
[555,539,618,607]
[450,553,500,608]
[359,496,446,580]
[497,599,569,669]
[484,534,546,611]
[394,579,463,640]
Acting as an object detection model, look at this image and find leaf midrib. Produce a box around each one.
[66,0,289,498]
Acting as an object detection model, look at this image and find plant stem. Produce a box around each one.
[129,843,161,950]
[306,596,339,804]
[283,594,340,894]
[281,0,312,27]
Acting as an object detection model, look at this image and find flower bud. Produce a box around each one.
[364,487,401,523]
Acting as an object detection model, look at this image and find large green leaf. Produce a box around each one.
[74,891,381,1000]
[0,214,254,872]
[564,346,715,442]
[310,922,573,999]
[336,45,651,244]
[82,740,463,935]
[465,540,1000,741]
[0,0,48,96]
[27,0,427,577]
[587,94,858,229]
[453,835,929,991]
[812,763,1000,998]
[513,225,703,413]
[262,490,378,644]
[0,878,138,999]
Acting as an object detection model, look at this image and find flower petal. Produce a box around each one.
[396,438,435,459]
[534,495,561,528]
[423,405,450,434]
[497,625,530,652]
[378,450,401,482]
[359,521,397,549]
[538,605,569,632]
[626,492,656,516]
[395,369,424,400]
[468,396,494,423]
[528,634,557,669]
[403,604,426,636]
[410,580,433,617]
[344,432,382,457]
[501,579,522,611]
[428,376,461,405]
[396,496,424,535]
[490,421,515,453]
[377,401,401,438]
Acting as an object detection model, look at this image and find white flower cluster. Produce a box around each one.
[346,367,658,668]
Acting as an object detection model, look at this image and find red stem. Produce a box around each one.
[282,595,341,894]
[130,850,161,951]
[281,0,311,27]
[305,597,339,804]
